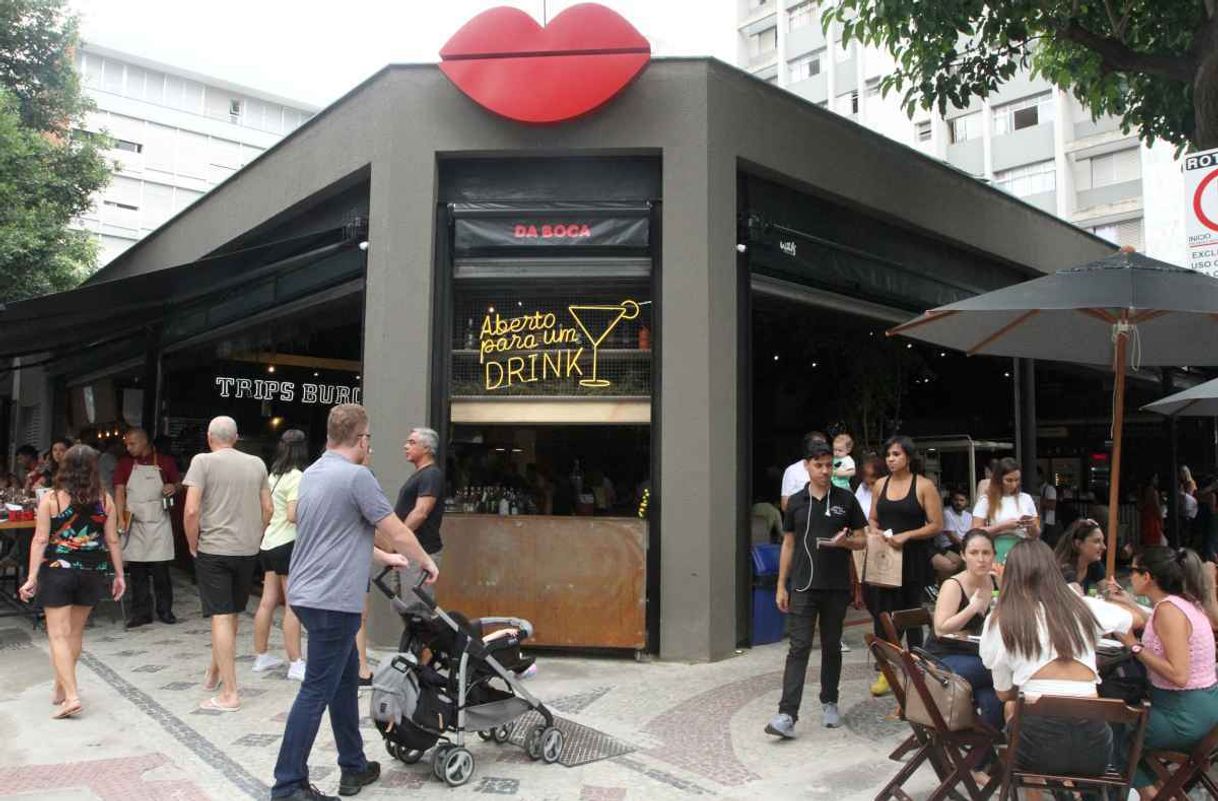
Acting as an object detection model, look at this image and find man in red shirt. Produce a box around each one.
[114,428,181,627]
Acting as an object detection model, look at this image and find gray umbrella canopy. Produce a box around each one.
[1143,377,1218,417]
[889,248,1218,574]
[889,251,1218,366]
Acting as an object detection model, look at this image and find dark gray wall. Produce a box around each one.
[86,59,1115,661]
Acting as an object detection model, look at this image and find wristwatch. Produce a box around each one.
[1130,643,1144,656]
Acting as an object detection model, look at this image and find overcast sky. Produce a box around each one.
[70,0,738,109]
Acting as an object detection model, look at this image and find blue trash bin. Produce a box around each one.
[751,543,785,645]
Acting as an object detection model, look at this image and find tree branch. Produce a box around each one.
[1056,18,1194,83]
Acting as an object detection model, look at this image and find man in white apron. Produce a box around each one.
[115,428,181,627]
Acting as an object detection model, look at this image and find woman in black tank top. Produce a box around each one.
[866,436,943,654]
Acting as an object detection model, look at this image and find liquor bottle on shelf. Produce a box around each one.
[498,490,510,516]
[463,318,475,350]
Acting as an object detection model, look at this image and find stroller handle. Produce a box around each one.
[371,565,439,612]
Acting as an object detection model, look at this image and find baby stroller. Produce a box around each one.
[368,568,565,787]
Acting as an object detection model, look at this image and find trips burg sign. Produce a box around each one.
[439,3,651,123]
[1185,147,1218,277]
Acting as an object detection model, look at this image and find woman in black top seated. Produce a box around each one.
[930,529,1002,730]
[1054,518,1106,596]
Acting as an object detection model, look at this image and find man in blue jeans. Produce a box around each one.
[271,404,438,801]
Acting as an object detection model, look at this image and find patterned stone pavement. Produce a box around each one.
[0,576,943,801]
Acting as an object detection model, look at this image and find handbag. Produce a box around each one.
[903,648,976,731]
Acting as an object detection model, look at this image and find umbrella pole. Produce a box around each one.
[1106,326,1130,578]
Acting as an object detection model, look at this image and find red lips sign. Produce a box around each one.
[439,3,651,124]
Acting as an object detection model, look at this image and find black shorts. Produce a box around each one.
[39,567,107,608]
[195,552,257,617]
[260,541,294,575]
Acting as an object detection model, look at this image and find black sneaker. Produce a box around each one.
[125,615,153,630]
[337,761,380,796]
[274,783,338,801]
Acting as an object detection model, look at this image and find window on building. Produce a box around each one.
[994,160,1056,197]
[788,52,822,81]
[114,139,143,154]
[1087,148,1141,188]
[949,112,982,144]
[992,92,1055,135]
[229,98,243,122]
[749,27,778,60]
[850,90,859,114]
[915,120,932,142]
[788,1,817,30]
[1089,218,1143,251]
[864,77,881,98]
[749,0,770,8]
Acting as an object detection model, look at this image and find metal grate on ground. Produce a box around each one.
[505,711,636,767]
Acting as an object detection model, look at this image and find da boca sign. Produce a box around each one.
[480,299,642,390]
[438,4,651,124]
[454,215,649,251]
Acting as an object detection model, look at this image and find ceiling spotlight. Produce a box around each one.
[267,365,276,373]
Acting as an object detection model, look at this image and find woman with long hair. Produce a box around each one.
[979,539,1133,777]
[929,529,1002,730]
[972,456,1039,539]
[252,429,310,681]
[1053,518,1107,595]
[867,435,943,696]
[1110,547,1218,797]
[32,437,73,489]
[19,445,125,718]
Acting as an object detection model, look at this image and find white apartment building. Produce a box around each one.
[737,0,1188,268]
[74,43,318,265]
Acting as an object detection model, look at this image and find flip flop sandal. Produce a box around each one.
[199,697,240,713]
[53,700,83,719]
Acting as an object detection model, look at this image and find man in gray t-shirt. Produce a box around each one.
[183,416,272,714]
[272,404,437,801]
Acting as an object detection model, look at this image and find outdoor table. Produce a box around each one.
[936,633,1131,672]
[0,519,41,624]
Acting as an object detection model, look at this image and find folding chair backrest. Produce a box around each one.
[879,607,930,646]
[867,634,911,713]
[1006,694,1150,792]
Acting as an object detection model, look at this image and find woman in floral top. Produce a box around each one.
[20,445,125,719]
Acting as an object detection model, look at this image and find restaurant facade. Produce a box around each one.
[0,43,1119,660]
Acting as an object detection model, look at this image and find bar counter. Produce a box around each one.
[433,513,647,650]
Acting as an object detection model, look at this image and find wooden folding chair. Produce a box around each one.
[880,608,932,646]
[1000,693,1150,801]
[898,645,1002,801]
[1143,723,1218,801]
[870,635,940,801]
[879,609,933,761]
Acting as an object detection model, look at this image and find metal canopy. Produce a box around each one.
[0,226,356,359]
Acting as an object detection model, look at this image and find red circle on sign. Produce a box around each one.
[1194,169,1218,233]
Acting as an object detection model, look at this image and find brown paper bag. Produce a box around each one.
[863,532,903,588]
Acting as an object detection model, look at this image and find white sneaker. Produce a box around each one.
[840,640,851,653]
[252,653,284,673]
[287,659,306,681]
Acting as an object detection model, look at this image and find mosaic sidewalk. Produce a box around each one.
[0,575,942,800]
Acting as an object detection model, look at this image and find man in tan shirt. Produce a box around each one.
[184,416,272,712]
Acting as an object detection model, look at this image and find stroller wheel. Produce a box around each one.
[431,744,454,780]
[541,727,564,764]
[384,740,399,759]
[477,730,493,742]
[400,748,424,765]
[525,724,546,760]
[441,747,475,787]
[493,725,511,744]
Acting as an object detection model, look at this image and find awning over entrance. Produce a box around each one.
[0,225,362,360]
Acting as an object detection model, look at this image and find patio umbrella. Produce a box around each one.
[1143,377,1218,418]
[887,248,1218,575]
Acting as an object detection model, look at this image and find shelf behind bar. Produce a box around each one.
[450,397,650,425]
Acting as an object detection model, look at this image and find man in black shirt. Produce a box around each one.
[394,426,445,611]
[766,440,867,737]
